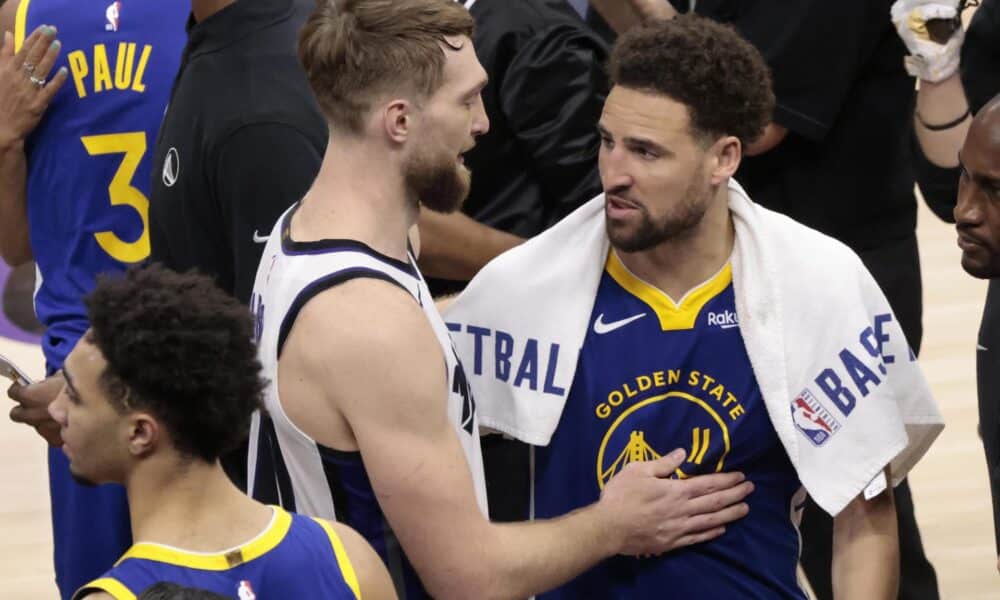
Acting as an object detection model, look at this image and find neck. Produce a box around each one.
[125,453,271,551]
[616,183,734,300]
[191,0,236,22]
[293,133,416,263]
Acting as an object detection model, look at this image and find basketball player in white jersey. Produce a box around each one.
[248,1,755,598]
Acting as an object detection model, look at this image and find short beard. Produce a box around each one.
[607,172,711,253]
[404,146,471,214]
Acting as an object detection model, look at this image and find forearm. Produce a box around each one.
[831,485,899,600]
[914,73,971,168]
[0,138,32,265]
[589,0,677,34]
[478,503,617,599]
[416,210,523,281]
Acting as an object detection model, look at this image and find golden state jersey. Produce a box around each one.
[15,0,185,369]
[533,251,807,599]
[72,507,360,600]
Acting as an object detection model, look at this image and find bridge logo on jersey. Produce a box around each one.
[596,390,732,488]
[162,148,180,187]
[237,581,257,600]
[790,388,841,447]
[105,1,122,32]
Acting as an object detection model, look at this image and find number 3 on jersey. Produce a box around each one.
[80,132,150,263]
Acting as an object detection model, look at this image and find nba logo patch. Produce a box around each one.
[105,1,121,31]
[237,581,257,600]
[790,388,841,447]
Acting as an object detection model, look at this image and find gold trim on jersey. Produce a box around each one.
[313,518,363,599]
[605,250,732,331]
[115,506,291,571]
[13,0,31,52]
[74,577,137,600]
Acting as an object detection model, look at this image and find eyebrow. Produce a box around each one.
[62,367,79,397]
[464,75,488,99]
[597,124,672,157]
[959,152,1000,187]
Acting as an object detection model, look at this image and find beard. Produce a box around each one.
[404,144,471,214]
[606,170,712,253]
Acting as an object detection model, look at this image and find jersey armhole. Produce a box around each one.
[72,577,137,600]
[312,518,363,599]
[13,0,30,52]
[276,268,412,358]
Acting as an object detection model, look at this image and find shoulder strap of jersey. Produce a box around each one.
[72,577,137,600]
[311,518,362,600]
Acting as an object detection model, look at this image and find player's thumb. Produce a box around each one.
[2,31,12,57]
[648,448,686,477]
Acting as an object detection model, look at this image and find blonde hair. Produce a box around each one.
[299,0,475,134]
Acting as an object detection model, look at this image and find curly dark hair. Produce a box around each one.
[608,14,774,146]
[84,264,264,463]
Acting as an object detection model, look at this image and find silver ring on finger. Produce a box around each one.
[22,62,35,74]
[29,75,45,89]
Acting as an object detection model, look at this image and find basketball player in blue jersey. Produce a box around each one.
[41,265,395,600]
[249,1,755,598]
[0,1,186,596]
[522,17,899,599]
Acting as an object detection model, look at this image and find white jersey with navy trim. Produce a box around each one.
[247,203,488,527]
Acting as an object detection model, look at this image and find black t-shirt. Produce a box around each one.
[696,0,917,251]
[149,0,326,303]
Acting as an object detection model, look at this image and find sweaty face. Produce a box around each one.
[47,337,130,486]
[598,86,715,252]
[405,35,489,213]
[955,112,1000,279]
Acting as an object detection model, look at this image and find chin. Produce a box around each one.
[69,469,100,488]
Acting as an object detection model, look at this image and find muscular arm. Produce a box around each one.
[831,471,899,600]
[290,280,752,599]
[913,73,970,168]
[416,210,523,281]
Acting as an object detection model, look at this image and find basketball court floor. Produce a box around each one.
[0,199,996,597]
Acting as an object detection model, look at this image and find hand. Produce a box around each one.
[890,0,963,82]
[625,0,677,22]
[0,25,68,148]
[598,448,753,556]
[8,372,64,446]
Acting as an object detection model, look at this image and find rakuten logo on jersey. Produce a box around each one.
[707,310,739,330]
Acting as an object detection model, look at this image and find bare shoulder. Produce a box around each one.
[327,520,398,600]
[293,276,444,376]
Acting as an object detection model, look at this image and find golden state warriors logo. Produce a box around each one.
[595,371,746,489]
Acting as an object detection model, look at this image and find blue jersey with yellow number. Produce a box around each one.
[15,0,185,368]
[534,252,807,599]
[72,507,361,600]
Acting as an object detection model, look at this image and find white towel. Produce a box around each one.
[444,179,944,516]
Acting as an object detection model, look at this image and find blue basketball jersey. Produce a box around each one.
[72,507,361,600]
[15,0,186,369]
[533,251,807,599]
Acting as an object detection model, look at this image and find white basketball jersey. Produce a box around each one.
[247,204,488,523]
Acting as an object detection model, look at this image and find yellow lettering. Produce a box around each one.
[688,370,700,387]
[653,371,666,387]
[114,42,136,90]
[668,369,681,384]
[93,44,112,93]
[82,132,150,263]
[723,392,738,407]
[729,405,745,420]
[131,44,152,92]
[608,390,624,407]
[709,384,724,401]
[623,383,638,398]
[637,375,652,392]
[701,374,716,391]
[67,50,89,98]
[596,403,611,419]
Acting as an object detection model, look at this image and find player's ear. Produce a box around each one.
[382,98,415,145]
[708,135,741,185]
[126,411,159,458]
